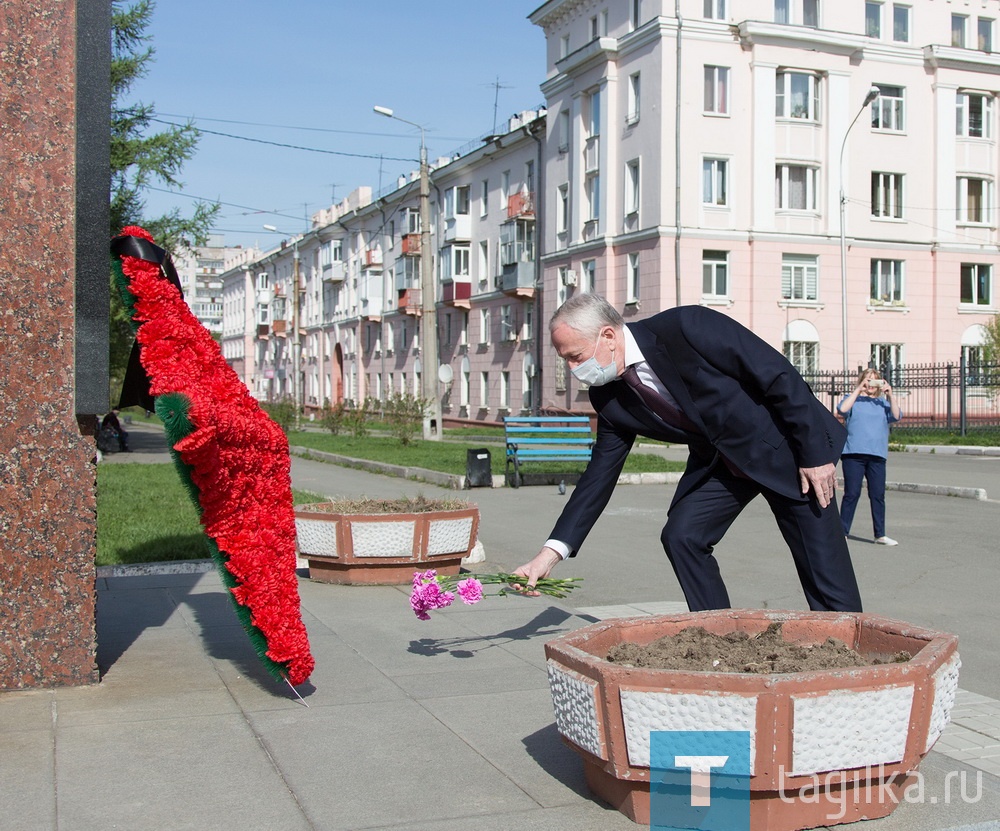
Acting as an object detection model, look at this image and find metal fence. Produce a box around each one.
[802,357,1000,434]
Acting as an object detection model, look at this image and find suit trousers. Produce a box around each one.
[660,462,863,613]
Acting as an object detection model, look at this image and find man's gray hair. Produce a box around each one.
[549,293,624,338]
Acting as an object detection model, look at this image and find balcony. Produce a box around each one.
[443,213,471,243]
[363,249,382,268]
[271,318,287,336]
[256,323,270,340]
[500,261,536,298]
[360,296,383,321]
[401,233,421,256]
[507,191,535,220]
[323,262,346,283]
[398,288,422,315]
[442,278,471,309]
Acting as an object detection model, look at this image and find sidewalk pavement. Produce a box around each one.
[4,423,1000,830]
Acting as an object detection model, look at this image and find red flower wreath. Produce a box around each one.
[112,226,314,687]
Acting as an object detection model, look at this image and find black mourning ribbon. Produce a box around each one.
[110,234,184,411]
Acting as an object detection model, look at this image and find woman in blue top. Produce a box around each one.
[837,369,902,545]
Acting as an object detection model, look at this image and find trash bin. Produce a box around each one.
[465,448,492,488]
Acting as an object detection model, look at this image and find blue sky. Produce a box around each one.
[132,1,547,250]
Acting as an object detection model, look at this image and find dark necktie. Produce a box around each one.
[621,365,698,432]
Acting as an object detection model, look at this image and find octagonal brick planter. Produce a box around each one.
[544,610,960,831]
[294,503,480,584]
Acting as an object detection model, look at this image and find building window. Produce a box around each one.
[627,72,641,124]
[957,91,993,138]
[522,301,534,340]
[480,372,489,408]
[952,14,968,48]
[586,173,601,222]
[582,260,597,293]
[500,171,510,213]
[478,240,489,285]
[631,0,642,29]
[500,370,510,409]
[784,341,819,375]
[557,185,569,234]
[704,65,729,114]
[871,343,903,374]
[703,158,729,206]
[892,3,909,43]
[479,308,491,344]
[979,18,994,52]
[702,250,729,298]
[625,160,640,216]
[480,179,489,217]
[586,89,601,138]
[865,1,881,37]
[871,84,904,131]
[704,0,725,20]
[776,71,820,121]
[871,259,904,303]
[558,109,570,153]
[871,172,904,219]
[775,0,819,26]
[961,263,992,305]
[627,252,640,302]
[957,177,991,224]
[560,34,570,59]
[775,164,817,211]
[781,254,819,302]
[500,304,516,341]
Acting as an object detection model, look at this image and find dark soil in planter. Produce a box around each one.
[605,622,911,674]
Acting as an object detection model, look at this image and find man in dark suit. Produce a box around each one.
[513,294,862,612]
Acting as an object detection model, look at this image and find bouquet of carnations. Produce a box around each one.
[409,569,581,620]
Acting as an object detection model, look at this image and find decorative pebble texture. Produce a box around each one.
[926,651,962,752]
[547,661,605,760]
[790,685,914,775]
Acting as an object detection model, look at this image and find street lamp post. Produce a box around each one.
[839,86,880,380]
[263,224,302,430]
[375,105,442,441]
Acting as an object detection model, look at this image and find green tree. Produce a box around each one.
[110,0,220,394]
[982,314,1000,364]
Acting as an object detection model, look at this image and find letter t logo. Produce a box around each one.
[673,755,729,806]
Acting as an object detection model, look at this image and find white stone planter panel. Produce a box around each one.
[350,520,417,558]
[547,661,605,760]
[295,518,339,557]
[925,652,962,752]
[426,517,475,556]
[791,685,914,775]
[619,688,757,771]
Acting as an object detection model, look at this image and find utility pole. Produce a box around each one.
[375,105,442,440]
[292,239,301,430]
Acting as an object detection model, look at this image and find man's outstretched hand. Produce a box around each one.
[510,547,563,597]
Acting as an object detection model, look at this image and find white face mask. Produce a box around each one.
[571,333,618,386]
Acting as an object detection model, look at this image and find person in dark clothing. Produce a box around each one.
[101,408,131,452]
[512,294,861,613]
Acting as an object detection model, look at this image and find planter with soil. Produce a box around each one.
[544,609,960,831]
[294,496,479,585]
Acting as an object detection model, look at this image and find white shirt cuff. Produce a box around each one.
[544,539,572,560]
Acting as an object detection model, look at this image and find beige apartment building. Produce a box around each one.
[222,0,1000,423]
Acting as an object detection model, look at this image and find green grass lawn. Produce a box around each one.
[96,462,321,566]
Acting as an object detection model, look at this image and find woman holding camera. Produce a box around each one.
[837,369,902,545]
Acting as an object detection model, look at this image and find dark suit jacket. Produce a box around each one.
[549,306,845,555]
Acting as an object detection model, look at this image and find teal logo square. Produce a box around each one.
[650,730,751,831]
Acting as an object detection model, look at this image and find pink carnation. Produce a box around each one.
[456,578,484,605]
[409,579,455,619]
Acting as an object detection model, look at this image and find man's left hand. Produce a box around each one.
[799,463,837,508]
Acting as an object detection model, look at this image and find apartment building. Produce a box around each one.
[174,234,242,334]
[222,0,1000,423]
[533,0,1000,415]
